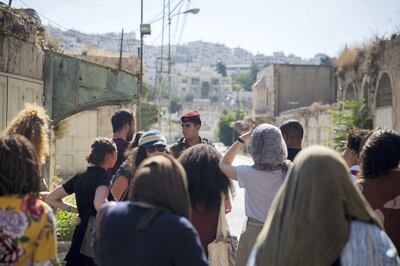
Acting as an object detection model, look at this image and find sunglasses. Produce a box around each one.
[146,145,166,153]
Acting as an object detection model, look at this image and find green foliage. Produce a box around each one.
[55,195,77,241]
[233,72,252,91]
[233,63,258,92]
[329,100,373,151]
[215,61,227,77]
[210,94,219,103]
[218,110,245,146]
[56,211,77,241]
[170,97,182,113]
[140,103,158,130]
[250,62,259,85]
[185,94,194,102]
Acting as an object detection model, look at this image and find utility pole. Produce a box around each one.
[168,0,172,141]
[138,0,144,130]
[118,28,124,70]
[8,0,12,6]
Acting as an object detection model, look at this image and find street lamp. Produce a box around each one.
[182,8,200,15]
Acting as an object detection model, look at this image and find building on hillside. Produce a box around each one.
[226,64,251,77]
[170,68,233,103]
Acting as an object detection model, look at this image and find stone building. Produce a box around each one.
[251,64,336,122]
[336,35,400,130]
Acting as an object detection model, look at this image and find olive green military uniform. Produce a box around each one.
[169,136,214,158]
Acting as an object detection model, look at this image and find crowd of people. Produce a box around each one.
[1,104,400,266]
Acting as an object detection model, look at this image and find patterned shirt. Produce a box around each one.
[0,194,58,266]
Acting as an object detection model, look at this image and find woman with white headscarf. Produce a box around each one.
[219,123,291,266]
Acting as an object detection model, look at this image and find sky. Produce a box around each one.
[12,0,400,58]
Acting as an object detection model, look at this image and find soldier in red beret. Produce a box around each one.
[169,111,213,158]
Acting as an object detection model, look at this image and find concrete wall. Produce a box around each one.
[0,36,44,80]
[0,36,44,131]
[275,64,336,114]
[252,66,275,117]
[274,103,336,147]
[55,104,136,177]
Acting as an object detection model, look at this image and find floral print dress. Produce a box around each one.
[0,194,58,266]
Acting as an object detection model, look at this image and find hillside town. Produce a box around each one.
[1,1,400,266]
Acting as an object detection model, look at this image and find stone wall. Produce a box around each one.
[336,35,400,131]
[274,103,336,147]
[0,36,44,80]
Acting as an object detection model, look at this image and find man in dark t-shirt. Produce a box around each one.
[280,119,304,161]
[107,109,134,177]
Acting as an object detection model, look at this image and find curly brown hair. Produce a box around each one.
[0,134,41,195]
[2,104,50,164]
[346,128,371,154]
[361,128,400,178]
[86,138,117,166]
[179,144,233,212]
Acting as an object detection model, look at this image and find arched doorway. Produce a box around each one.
[344,84,357,101]
[374,73,393,129]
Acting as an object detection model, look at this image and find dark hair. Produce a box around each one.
[124,131,144,159]
[111,109,134,133]
[0,134,40,195]
[361,128,400,178]
[179,144,233,211]
[280,119,304,139]
[191,118,202,126]
[134,146,147,167]
[86,138,116,165]
[346,128,371,154]
[131,131,144,149]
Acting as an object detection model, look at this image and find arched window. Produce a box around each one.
[374,73,393,129]
[344,84,356,101]
[376,73,392,108]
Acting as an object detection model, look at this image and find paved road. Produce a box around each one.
[226,154,253,238]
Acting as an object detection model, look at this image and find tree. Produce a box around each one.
[140,103,158,130]
[170,96,182,113]
[329,100,373,151]
[250,62,259,85]
[218,110,245,146]
[216,61,227,77]
[233,72,252,91]
[185,94,194,102]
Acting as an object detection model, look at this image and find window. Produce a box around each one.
[191,78,200,85]
[211,79,220,85]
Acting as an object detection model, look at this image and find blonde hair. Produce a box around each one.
[2,104,50,163]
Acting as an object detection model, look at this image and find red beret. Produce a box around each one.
[181,111,201,123]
